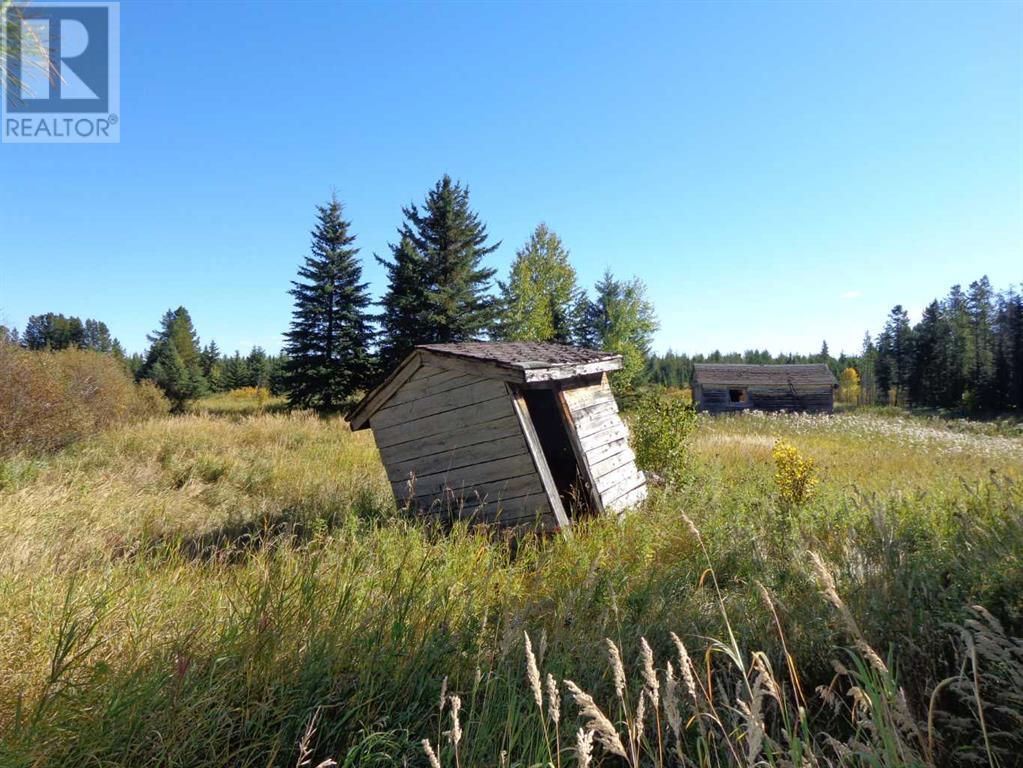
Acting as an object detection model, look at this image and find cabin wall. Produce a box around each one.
[695,384,834,414]
[369,364,555,527]
[692,383,704,410]
[559,374,647,513]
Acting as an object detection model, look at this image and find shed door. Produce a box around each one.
[521,389,594,518]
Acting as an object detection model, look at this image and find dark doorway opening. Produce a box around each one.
[521,389,593,518]
[729,388,747,403]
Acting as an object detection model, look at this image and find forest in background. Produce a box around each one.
[647,277,1023,413]
[2,174,1020,416]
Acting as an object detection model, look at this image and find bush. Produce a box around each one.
[772,439,818,507]
[0,345,169,455]
[227,386,270,402]
[629,389,697,487]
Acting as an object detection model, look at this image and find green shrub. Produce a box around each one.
[629,389,697,487]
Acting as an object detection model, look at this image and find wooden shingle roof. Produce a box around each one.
[418,342,619,370]
[692,364,837,388]
[348,342,622,430]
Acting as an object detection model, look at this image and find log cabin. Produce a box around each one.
[348,342,647,531]
[691,363,837,414]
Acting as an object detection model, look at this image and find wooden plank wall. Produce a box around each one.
[370,364,555,527]
[559,375,647,514]
[698,386,834,414]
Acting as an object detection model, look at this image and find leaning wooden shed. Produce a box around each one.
[692,364,837,414]
[348,342,647,530]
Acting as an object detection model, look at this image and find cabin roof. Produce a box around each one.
[692,363,837,388]
[348,342,622,430]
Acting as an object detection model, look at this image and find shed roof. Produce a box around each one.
[692,364,837,388]
[418,342,618,370]
[348,342,622,430]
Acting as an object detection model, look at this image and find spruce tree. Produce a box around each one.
[82,319,108,352]
[222,353,250,390]
[284,195,375,412]
[577,270,659,393]
[377,233,430,370]
[875,306,913,405]
[376,175,499,370]
[138,306,208,409]
[247,347,272,389]
[200,341,224,392]
[497,223,580,343]
[966,276,996,406]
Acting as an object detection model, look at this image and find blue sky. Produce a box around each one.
[1,0,1020,356]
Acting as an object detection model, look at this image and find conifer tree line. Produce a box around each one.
[864,277,1023,411]
[11,313,125,356]
[647,276,1023,413]
[130,308,288,410]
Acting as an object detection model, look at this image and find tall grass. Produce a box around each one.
[188,387,288,417]
[0,405,1019,766]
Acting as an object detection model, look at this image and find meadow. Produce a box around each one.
[0,391,1020,767]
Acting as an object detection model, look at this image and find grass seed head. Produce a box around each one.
[564,679,627,758]
[422,739,441,768]
[640,636,660,709]
[670,632,699,706]
[524,632,543,711]
[447,695,462,747]
[576,727,594,768]
[546,673,560,725]
[663,661,682,742]
[605,639,627,703]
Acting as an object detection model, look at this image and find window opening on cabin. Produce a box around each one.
[521,389,594,519]
[729,388,747,403]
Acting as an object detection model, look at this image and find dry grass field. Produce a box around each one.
[0,392,1020,767]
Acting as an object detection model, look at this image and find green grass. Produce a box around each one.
[0,406,1019,766]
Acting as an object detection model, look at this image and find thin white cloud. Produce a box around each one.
[840,290,862,300]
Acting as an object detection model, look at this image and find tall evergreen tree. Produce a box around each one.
[247,346,272,389]
[284,195,375,411]
[1003,289,1023,410]
[200,341,224,391]
[222,352,250,390]
[82,319,114,352]
[874,330,894,404]
[577,270,659,392]
[878,306,913,404]
[908,301,947,406]
[269,353,290,396]
[138,307,208,409]
[376,233,429,369]
[23,313,85,350]
[944,284,971,403]
[497,223,580,343]
[966,276,996,406]
[376,175,499,370]
[859,332,877,403]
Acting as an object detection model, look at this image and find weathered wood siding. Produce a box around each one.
[370,364,555,527]
[696,385,834,414]
[559,375,647,513]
